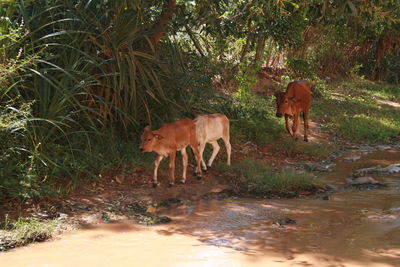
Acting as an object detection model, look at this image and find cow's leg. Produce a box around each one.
[190,129,203,178]
[168,152,176,186]
[196,141,207,174]
[292,113,300,140]
[284,114,293,137]
[190,144,203,179]
[223,137,232,166]
[303,111,309,142]
[152,155,163,188]
[207,140,220,168]
[180,147,188,184]
[222,124,231,166]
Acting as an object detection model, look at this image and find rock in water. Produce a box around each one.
[342,155,361,162]
[346,176,379,185]
[353,164,400,176]
[380,164,400,174]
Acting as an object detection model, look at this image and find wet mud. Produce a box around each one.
[1,149,400,266]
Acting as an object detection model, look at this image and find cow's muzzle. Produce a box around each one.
[276,112,282,118]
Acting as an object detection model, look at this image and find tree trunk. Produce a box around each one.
[371,35,389,80]
[149,0,177,48]
[254,35,266,63]
[240,22,254,63]
[185,25,205,57]
[264,38,274,66]
[240,33,253,63]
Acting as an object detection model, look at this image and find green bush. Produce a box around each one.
[0,1,190,200]
[381,53,400,84]
[287,58,314,79]
[214,94,284,145]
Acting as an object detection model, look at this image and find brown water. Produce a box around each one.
[1,150,400,267]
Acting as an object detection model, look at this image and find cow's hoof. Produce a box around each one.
[178,180,185,185]
[152,183,159,188]
[168,183,174,188]
[304,138,309,142]
[197,175,203,180]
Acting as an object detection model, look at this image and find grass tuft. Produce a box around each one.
[220,158,323,198]
[0,217,58,251]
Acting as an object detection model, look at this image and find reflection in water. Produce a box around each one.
[1,150,400,267]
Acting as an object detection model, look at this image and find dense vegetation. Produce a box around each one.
[1,0,399,201]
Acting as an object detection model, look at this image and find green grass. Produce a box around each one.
[214,76,399,151]
[313,79,400,143]
[272,139,335,159]
[0,217,58,251]
[218,158,323,197]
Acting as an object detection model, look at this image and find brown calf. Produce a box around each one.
[275,80,312,142]
[194,114,231,173]
[139,118,202,187]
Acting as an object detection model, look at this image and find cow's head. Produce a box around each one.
[274,92,295,117]
[139,125,164,152]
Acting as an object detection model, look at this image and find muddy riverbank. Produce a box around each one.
[1,144,400,266]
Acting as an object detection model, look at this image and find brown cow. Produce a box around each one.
[275,80,312,142]
[194,114,231,173]
[139,118,202,187]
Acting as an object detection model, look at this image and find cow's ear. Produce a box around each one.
[154,134,164,140]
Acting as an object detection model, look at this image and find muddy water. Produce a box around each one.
[1,150,400,267]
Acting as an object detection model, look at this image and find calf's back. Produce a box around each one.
[195,114,229,142]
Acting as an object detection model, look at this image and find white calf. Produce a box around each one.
[194,114,231,172]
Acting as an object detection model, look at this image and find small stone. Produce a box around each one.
[304,162,334,172]
[376,145,392,151]
[316,195,330,200]
[342,155,361,162]
[367,214,396,220]
[389,207,400,213]
[353,166,379,177]
[275,217,297,226]
[57,213,68,220]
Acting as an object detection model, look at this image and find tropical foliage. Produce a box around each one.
[1,0,399,200]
